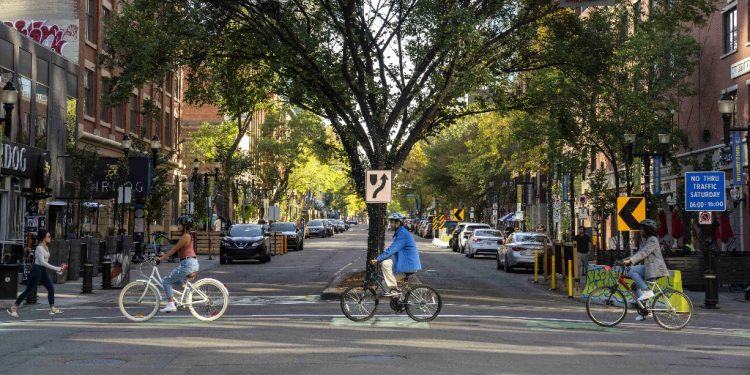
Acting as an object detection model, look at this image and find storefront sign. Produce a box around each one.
[730,56,750,79]
[1,141,50,188]
[91,157,150,199]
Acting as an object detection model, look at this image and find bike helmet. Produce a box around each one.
[177,215,194,230]
[387,213,405,223]
[639,219,657,231]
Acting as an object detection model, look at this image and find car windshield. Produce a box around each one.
[270,223,296,231]
[516,234,547,243]
[308,220,324,226]
[466,225,489,231]
[229,225,262,237]
[474,230,502,237]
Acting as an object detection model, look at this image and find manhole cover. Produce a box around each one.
[66,359,127,367]
[349,354,405,362]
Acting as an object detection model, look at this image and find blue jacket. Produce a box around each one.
[377,226,422,273]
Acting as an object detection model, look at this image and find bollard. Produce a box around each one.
[101,260,112,289]
[82,263,93,294]
[567,260,573,298]
[533,251,539,283]
[550,255,556,290]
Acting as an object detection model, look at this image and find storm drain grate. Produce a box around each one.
[349,354,405,362]
[66,359,127,367]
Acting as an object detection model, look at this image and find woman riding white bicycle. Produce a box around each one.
[157,215,198,313]
[622,218,670,321]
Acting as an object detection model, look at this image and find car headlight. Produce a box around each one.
[251,241,264,247]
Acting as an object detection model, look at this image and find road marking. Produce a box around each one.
[331,316,429,329]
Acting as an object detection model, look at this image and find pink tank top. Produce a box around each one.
[178,233,196,258]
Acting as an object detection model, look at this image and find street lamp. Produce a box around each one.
[0,80,18,139]
[120,135,131,234]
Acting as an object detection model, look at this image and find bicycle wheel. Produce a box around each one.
[340,286,378,321]
[651,290,693,330]
[586,286,628,327]
[119,280,160,322]
[405,285,442,322]
[187,278,229,322]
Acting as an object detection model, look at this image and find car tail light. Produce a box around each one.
[511,246,524,252]
[472,238,480,242]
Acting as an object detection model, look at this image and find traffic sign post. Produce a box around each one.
[617,197,645,231]
[365,170,392,203]
[685,172,725,212]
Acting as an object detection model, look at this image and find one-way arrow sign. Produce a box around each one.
[617,197,645,231]
[365,170,392,203]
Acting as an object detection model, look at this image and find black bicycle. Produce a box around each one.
[340,271,442,322]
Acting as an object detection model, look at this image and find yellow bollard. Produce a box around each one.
[551,255,556,290]
[533,251,539,284]
[567,260,573,298]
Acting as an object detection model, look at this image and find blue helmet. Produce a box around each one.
[388,213,405,223]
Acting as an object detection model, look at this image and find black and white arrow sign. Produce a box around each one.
[365,170,392,203]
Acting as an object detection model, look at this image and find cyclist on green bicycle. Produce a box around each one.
[157,215,199,313]
[622,218,669,321]
[369,213,421,297]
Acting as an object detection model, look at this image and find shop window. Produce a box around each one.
[66,97,77,145]
[35,84,49,149]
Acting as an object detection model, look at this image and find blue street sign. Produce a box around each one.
[652,155,661,195]
[731,132,744,185]
[685,172,725,212]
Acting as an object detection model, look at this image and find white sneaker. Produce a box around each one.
[637,290,654,301]
[635,314,648,321]
[160,302,177,313]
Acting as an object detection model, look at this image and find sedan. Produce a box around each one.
[220,224,271,264]
[497,232,548,272]
[458,223,491,253]
[269,222,304,251]
[306,220,328,238]
[466,229,504,258]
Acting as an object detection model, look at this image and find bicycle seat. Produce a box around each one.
[186,272,198,280]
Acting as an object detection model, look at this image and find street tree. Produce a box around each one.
[103,0,565,269]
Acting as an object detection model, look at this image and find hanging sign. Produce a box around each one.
[732,132,745,185]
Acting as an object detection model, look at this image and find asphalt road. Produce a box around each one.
[1,226,748,375]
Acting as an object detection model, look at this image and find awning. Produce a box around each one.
[499,212,515,222]
[46,200,67,206]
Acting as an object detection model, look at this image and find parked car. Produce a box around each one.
[306,219,328,238]
[333,220,346,233]
[458,223,491,253]
[346,219,358,225]
[497,232,549,272]
[269,222,304,251]
[466,229,504,258]
[324,220,336,236]
[220,224,271,264]
[450,223,467,252]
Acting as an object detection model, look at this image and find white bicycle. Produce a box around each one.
[118,256,229,322]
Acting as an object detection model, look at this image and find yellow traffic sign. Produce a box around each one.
[452,208,465,221]
[437,216,445,230]
[617,197,645,231]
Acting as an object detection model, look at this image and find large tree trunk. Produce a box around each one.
[366,203,387,279]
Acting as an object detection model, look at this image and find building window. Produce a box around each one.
[115,103,124,129]
[165,110,171,148]
[100,78,110,123]
[129,94,138,132]
[84,69,94,117]
[102,6,111,51]
[86,0,96,44]
[35,84,49,149]
[724,7,737,54]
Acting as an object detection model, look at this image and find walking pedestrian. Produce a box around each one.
[7,229,66,318]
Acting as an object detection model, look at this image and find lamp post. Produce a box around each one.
[119,135,131,235]
[0,80,18,140]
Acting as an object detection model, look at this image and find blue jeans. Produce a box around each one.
[15,265,55,306]
[162,258,199,299]
[628,265,648,291]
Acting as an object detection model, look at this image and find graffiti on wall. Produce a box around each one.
[3,19,78,56]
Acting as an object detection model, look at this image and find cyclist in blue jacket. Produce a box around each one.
[370,213,422,297]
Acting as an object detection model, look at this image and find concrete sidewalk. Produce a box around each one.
[2,255,220,309]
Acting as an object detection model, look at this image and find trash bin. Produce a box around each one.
[0,264,19,300]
